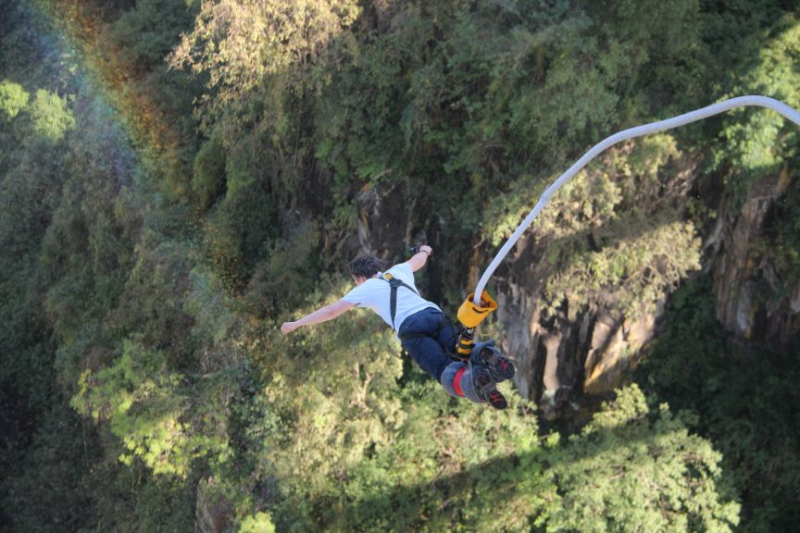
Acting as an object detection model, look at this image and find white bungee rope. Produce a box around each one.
[472,95,800,305]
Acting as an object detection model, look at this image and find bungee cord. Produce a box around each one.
[471,95,800,305]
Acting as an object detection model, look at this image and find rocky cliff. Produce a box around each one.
[710,165,799,346]
[495,162,798,420]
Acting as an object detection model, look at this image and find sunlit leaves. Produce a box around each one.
[239,512,277,533]
[170,0,361,124]
[0,81,75,142]
[72,337,231,477]
[28,88,75,141]
[714,17,800,204]
[546,219,701,317]
[534,385,740,532]
[0,79,29,120]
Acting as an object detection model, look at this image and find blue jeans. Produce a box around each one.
[398,308,458,381]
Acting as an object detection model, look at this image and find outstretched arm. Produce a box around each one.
[281,299,355,334]
[406,245,433,272]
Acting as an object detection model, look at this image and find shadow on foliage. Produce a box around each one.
[299,421,734,532]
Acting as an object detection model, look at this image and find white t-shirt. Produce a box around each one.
[342,262,440,331]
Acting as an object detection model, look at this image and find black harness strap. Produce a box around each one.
[382,273,419,330]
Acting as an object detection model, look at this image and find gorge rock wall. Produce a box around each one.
[496,164,798,419]
[710,166,799,346]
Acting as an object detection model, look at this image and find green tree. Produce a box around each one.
[28,89,75,141]
[72,336,232,478]
[641,278,800,532]
[0,79,28,120]
[534,385,740,532]
[239,512,276,533]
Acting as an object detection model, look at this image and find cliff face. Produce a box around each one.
[496,164,799,419]
[710,165,799,346]
[495,240,665,420]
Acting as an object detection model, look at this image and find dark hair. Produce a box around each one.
[348,255,383,279]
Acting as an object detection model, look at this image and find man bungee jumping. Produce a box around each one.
[280,246,514,409]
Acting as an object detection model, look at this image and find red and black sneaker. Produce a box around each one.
[472,365,508,410]
[477,346,515,383]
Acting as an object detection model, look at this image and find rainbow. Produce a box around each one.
[27,0,186,191]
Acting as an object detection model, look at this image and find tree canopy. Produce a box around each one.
[1,1,798,532]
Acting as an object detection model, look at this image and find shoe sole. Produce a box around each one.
[474,366,508,410]
[480,347,515,382]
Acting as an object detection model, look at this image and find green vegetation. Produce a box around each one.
[1,0,798,532]
[535,385,740,532]
[641,277,800,532]
[0,80,29,120]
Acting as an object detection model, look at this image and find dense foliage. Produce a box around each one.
[1,0,798,531]
[641,277,800,532]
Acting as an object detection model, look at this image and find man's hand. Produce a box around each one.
[281,322,298,335]
[408,244,433,272]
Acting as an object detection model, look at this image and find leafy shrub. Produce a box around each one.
[533,384,740,532]
[28,89,75,141]
[0,79,28,120]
